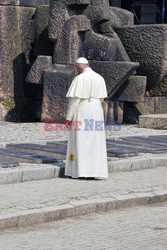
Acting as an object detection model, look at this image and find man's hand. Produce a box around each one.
[65,120,72,129]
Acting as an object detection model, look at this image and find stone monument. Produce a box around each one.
[26,0,147,123]
[1,0,167,123]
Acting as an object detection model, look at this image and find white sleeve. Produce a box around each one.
[66,98,80,121]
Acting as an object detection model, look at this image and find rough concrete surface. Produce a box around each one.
[139,114,167,130]
[33,5,53,57]
[19,0,49,7]
[26,56,52,84]
[0,6,35,121]
[115,24,167,90]
[112,75,147,102]
[0,0,19,5]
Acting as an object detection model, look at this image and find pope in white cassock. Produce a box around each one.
[65,57,108,179]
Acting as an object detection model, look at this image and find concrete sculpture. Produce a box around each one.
[26,0,147,122]
[1,0,167,123]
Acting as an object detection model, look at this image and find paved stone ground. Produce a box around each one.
[0,202,167,250]
[0,122,167,184]
[0,122,167,147]
[0,167,167,215]
[0,122,167,247]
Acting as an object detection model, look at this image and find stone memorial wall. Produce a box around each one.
[0,0,167,123]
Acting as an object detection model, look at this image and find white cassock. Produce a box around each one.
[65,67,108,178]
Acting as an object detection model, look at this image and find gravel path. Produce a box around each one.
[0,122,167,147]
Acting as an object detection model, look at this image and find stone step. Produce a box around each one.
[1,154,167,185]
[46,141,68,149]
[6,144,66,160]
[0,165,64,185]
[139,114,167,130]
[107,148,138,158]
[0,188,167,230]
[0,159,19,168]
[0,148,61,164]
[121,136,167,147]
[106,139,167,153]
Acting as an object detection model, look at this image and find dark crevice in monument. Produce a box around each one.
[92,20,109,34]
[34,27,54,57]
[78,31,86,57]
[123,102,139,124]
[78,31,86,43]
[5,48,43,122]
[29,43,36,68]
[92,19,108,34]
[5,53,33,122]
[67,4,89,16]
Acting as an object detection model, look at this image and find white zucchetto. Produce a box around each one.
[76,57,89,64]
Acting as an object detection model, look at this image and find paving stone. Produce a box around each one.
[17,209,46,228]
[109,158,152,172]
[0,190,167,230]
[0,165,63,184]
[47,141,138,158]
[150,157,167,168]
[46,141,68,149]
[121,136,167,147]
[149,135,167,141]
[0,148,61,164]
[106,139,167,153]
[131,158,151,171]
[22,167,56,182]
[0,159,19,168]
[108,160,132,172]
[1,154,167,185]
[0,167,167,230]
[6,144,66,159]
[0,170,23,184]
[1,202,167,250]
[0,214,19,230]
[107,148,138,158]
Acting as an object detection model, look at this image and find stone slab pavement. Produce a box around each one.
[0,122,167,185]
[1,152,167,185]
[0,166,167,216]
[0,202,167,250]
[0,123,167,231]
